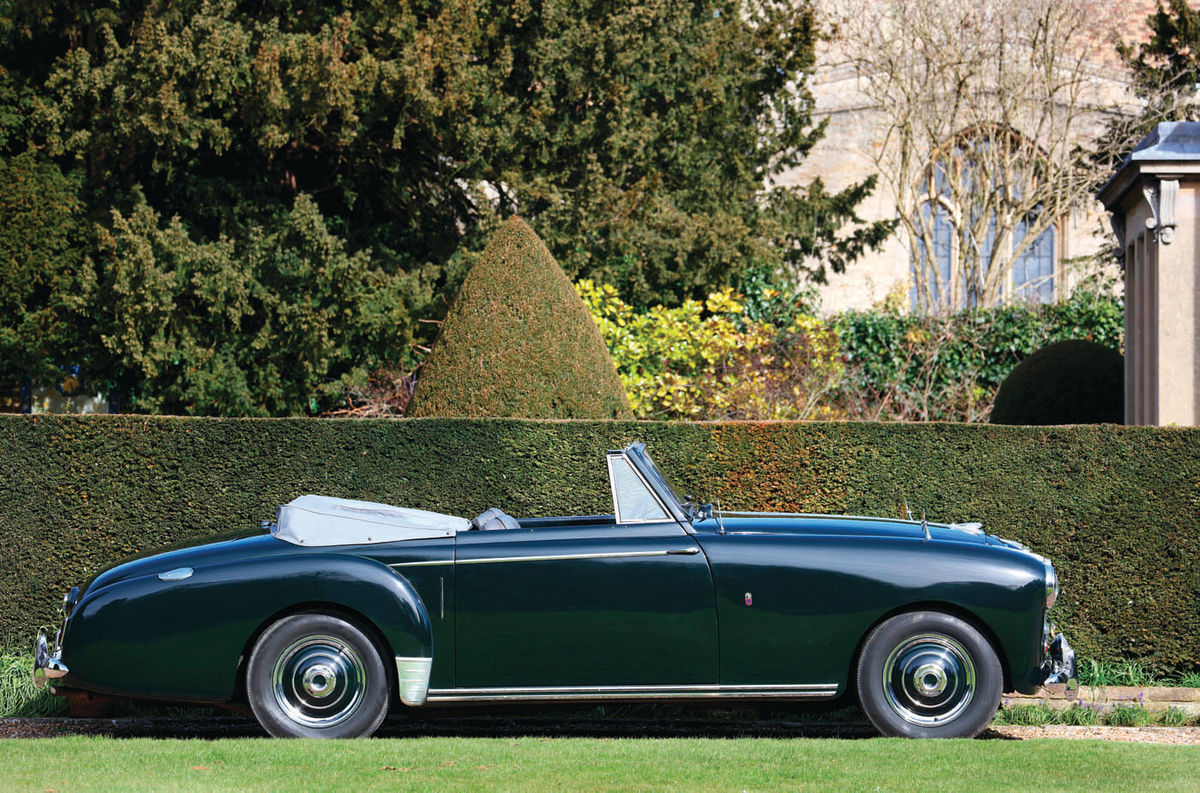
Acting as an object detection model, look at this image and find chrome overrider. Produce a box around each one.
[1041,628,1076,685]
[33,634,68,688]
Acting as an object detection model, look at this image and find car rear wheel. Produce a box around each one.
[856,611,1001,738]
[247,613,390,738]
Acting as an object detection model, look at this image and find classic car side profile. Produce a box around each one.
[35,443,1074,739]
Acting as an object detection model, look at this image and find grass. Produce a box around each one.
[1077,658,1200,689]
[994,704,1198,728]
[0,735,1198,792]
[0,651,67,717]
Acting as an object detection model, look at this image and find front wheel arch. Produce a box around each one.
[855,609,1003,738]
[845,602,1012,697]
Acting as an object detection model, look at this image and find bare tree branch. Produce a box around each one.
[827,0,1145,314]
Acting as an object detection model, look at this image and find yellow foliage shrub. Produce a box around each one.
[576,280,843,420]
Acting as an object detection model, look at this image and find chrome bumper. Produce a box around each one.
[1041,629,1076,685]
[33,634,69,688]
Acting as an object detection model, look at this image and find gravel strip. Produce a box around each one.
[983,725,1200,745]
[2,716,1197,743]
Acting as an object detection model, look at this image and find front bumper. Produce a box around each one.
[33,634,69,689]
[1040,628,1076,685]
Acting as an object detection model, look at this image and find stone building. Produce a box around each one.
[786,0,1167,314]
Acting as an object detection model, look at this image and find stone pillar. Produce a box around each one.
[1098,122,1200,426]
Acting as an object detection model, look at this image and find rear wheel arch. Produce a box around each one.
[235,602,397,705]
[245,612,393,738]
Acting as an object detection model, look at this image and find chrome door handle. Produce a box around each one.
[666,547,700,555]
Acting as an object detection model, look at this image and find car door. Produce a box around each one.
[453,456,717,690]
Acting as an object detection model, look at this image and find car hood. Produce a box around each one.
[82,530,286,596]
[703,511,994,545]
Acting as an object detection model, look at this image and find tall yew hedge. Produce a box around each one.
[2,415,1197,672]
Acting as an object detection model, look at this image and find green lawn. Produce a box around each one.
[1,736,1197,792]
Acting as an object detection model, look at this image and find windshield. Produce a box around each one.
[628,445,692,518]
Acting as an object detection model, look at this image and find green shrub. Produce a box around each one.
[834,290,1124,422]
[408,218,630,419]
[1078,658,1165,688]
[991,340,1123,425]
[1,416,1198,675]
[994,704,1058,725]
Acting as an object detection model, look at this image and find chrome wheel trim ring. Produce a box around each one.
[881,632,976,726]
[272,634,367,729]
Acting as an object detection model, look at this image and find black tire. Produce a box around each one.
[856,611,1002,739]
[246,613,390,738]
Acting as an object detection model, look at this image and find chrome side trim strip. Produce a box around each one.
[391,559,454,568]
[425,683,838,703]
[391,549,695,569]
[395,656,433,706]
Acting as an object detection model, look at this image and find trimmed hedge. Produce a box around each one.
[2,415,1198,672]
[407,217,630,419]
[991,340,1124,425]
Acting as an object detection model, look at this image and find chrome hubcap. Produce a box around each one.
[272,635,366,728]
[882,633,975,726]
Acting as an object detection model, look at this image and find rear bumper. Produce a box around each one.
[33,634,69,689]
[1040,628,1076,685]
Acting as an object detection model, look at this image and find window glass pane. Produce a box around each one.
[912,135,1055,311]
[610,456,668,522]
[1013,221,1054,303]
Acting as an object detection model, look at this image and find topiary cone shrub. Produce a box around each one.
[990,339,1123,425]
[407,217,631,419]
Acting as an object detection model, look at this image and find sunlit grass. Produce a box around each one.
[0,735,1198,793]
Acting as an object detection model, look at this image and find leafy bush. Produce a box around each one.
[576,279,842,420]
[96,192,409,416]
[579,275,1123,424]
[991,340,1123,425]
[834,289,1124,422]
[408,218,630,419]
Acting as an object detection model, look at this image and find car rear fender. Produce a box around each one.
[60,553,432,703]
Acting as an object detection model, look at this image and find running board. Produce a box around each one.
[425,683,839,703]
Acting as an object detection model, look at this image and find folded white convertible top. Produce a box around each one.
[273,494,471,546]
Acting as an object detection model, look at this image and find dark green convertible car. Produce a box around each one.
[35,443,1073,739]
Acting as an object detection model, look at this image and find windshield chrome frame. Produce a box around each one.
[607,443,690,525]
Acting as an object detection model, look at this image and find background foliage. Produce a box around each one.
[577,273,1123,423]
[833,286,1124,422]
[0,0,890,414]
[2,415,1196,673]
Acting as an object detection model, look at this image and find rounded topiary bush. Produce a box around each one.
[990,339,1123,425]
[406,217,631,419]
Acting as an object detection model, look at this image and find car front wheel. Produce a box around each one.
[856,611,1002,738]
[247,613,390,738]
